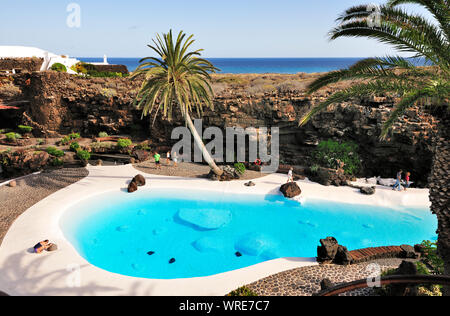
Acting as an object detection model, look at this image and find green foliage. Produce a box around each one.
[310,164,320,174]
[36,139,44,145]
[312,140,360,175]
[70,63,87,74]
[117,138,132,149]
[234,162,246,175]
[420,240,444,275]
[46,146,64,158]
[73,62,127,78]
[227,286,258,297]
[5,132,20,141]
[51,158,64,167]
[135,143,151,151]
[60,136,71,145]
[70,142,80,152]
[98,132,108,138]
[50,63,67,72]
[18,125,33,133]
[76,150,91,161]
[69,133,81,140]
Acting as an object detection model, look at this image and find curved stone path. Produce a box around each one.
[247,258,415,296]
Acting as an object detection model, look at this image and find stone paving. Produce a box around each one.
[247,258,414,296]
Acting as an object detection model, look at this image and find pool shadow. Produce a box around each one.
[0,249,161,296]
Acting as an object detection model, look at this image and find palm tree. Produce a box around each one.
[132,30,223,176]
[300,0,449,290]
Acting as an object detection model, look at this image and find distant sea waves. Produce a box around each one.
[77,57,366,74]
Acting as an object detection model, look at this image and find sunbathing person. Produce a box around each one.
[33,240,51,254]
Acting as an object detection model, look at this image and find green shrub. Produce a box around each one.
[18,125,33,133]
[227,286,258,297]
[77,150,91,161]
[69,132,81,140]
[98,132,108,138]
[51,158,64,167]
[117,138,132,149]
[135,143,151,151]
[312,140,360,175]
[46,146,65,158]
[234,162,246,175]
[5,132,20,141]
[70,62,87,74]
[50,63,67,72]
[70,142,80,152]
[310,164,320,174]
[60,136,71,145]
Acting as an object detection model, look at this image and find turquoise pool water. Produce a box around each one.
[60,189,437,279]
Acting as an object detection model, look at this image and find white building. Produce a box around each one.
[0,46,80,74]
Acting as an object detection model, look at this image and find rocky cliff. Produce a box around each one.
[1,71,439,185]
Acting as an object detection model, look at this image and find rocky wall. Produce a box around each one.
[7,71,439,185]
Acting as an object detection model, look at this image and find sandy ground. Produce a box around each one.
[0,168,88,245]
[133,160,266,180]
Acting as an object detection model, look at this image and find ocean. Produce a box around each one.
[78,57,365,74]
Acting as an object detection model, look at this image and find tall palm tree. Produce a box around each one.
[132,30,223,176]
[300,0,449,289]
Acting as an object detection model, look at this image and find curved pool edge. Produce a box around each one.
[0,164,432,296]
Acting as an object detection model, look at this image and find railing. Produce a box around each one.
[316,275,450,296]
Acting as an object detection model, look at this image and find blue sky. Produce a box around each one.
[0,0,431,58]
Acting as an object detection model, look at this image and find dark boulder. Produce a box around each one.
[132,174,146,186]
[320,278,334,291]
[360,186,376,195]
[128,181,138,193]
[400,244,418,259]
[334,245,353,265]
[133,149,150,162]
[389,260,419,296]
[317,237,339,263]
[280,182,301,198]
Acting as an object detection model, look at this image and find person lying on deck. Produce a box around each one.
[33,240,52,254]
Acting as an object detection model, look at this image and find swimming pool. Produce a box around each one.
[60,188,437,279]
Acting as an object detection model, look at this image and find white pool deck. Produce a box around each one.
[0,164,431,296]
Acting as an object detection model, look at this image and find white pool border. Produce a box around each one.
[0,164,431,296]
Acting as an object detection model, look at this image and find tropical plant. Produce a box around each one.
[132,30,223,176]
[298,0,449,291]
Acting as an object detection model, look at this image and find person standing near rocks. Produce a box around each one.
[404,172,411,191]
[393,170,403,191]
[154,152,161,170]
[166,151,171,166]
[172,151,178,168]
[287,167,294,183]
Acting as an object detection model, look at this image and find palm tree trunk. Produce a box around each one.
[184,112,223,176]
[429,115,450,295]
